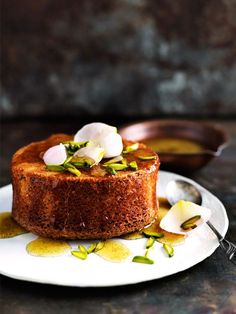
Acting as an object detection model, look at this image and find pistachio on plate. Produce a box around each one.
[132,255,154,264]
[143,230,164,238]
[163,243,174,257]
[71,250,88,260]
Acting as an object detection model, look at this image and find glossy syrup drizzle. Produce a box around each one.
[95,240,131,262]
[1,198,184,260]
[26,237,71,257]
[0,212,28,238]
[123,198,186,245]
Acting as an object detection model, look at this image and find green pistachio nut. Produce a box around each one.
[132,255,154,264]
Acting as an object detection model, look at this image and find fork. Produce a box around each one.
[207,221,236,265]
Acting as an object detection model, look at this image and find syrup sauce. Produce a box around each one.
[122,198,186,245]
[144,137,205,154]
[122,231,143,240]
[95,240,131,262]
[1,198,184,260]
[0,212,28,238]
[26,237,71,257]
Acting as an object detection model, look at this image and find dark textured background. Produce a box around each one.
[1,119,236,314]
[1,0,236,118]
[1,3,236,311]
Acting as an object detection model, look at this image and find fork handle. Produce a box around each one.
[207,221,236,263]
[206,221,224,241]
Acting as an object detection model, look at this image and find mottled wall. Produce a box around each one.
[1,0,236,118]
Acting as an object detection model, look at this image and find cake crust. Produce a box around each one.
[11,134,160,239]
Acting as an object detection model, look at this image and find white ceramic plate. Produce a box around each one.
[0,171,229,287]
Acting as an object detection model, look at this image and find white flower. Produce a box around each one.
[43,143,67,165]
[98,132,123,158]
[74,123,123,158]
[74,146,105,165]
[160,200,211,235]
[74,123,117,142]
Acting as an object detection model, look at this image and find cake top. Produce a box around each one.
[12,123,160,179]
[43,123,124,171]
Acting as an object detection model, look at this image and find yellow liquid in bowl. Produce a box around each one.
[143,137,205,154]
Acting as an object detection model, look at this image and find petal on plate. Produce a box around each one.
[160,200,211,235]
[74,146,105,165]
[74,123,117,142]
[99,133,123,158]
[43,143,67,165]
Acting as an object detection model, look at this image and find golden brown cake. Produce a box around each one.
[11,134,160,239]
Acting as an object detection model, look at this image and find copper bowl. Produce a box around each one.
[119,119,228,173]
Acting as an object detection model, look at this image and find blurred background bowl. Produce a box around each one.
[119,119,228,173]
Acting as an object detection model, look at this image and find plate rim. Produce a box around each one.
[0,170,229,287]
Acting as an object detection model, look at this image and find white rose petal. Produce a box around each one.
[43,143,67,166]
[99,133,123,158]
[74,123,117,143]
[74,146,105,165]
[74,122,123,158]
[160,200,211,235]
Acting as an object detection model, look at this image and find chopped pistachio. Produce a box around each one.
[63,162,76,169]
[145,248,153,258]
[63,140,88,146]
[106,167,117,175]
[71,162,87,168]
[85,141,96,148]
[73,146,104,166]
[71,156,95,168]
[143,230,164,238]
[163,244,174,257]
[71,250,88,260]
[138,156,157,160]
[129,161,138,171]
[105,163,128,171]
[103,156,123,166]
[94,241,105,252]
[64,156,73,164]
[63,141,89,155]
[87,243,97,253]
[181,223,197,230]
[78,245,87,253]
[86,242,105,254]
[46,165,65,172]
[105,162,129,175]
[121,158,128,166]
[132,255,154,264]
[180,215,201,230]
[123,143,139,154]
[67,167,81,177]
[146,237,155,249]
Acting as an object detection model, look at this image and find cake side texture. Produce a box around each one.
[11,134,160,239]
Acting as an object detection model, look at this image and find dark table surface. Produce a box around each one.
[0,118,236,314]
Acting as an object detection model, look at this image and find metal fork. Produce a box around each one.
[207,221,236,265]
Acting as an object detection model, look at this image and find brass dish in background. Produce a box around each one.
[119,119,228,172]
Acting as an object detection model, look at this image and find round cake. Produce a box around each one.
[11,133,160,239]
